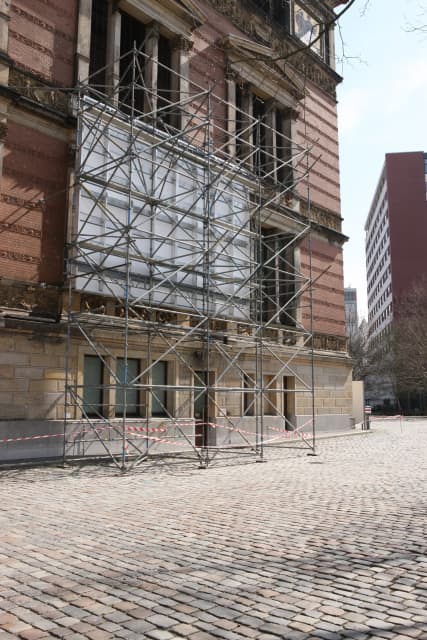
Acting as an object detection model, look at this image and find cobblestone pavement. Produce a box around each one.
[1,420,427,640]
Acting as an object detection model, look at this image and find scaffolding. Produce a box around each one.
[63,42,317,470]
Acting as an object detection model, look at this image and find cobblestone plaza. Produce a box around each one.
[0,421,426,639]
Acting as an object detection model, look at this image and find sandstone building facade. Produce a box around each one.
[0,0,351,465]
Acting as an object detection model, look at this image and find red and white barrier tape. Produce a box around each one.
[205,421,309,442]
[0,424,167,446]
[1,418,313,448]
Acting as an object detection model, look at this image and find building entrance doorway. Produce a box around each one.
[194,370,214,447]
[283,375,295,430]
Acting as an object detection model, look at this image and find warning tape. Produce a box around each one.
[0,433,64,445]
[1,418,313,448]
[205,421,309,442]
[0,424,167,446]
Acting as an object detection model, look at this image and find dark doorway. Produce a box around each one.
[194,371,215,447]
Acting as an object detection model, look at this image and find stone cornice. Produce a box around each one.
[298,198,347,243]
[312,332,348,353]
[119,0,207,39]
[221,33,305,104]
[0,280,61,320]
[0,66,74,127]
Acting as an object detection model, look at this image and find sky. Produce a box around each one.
[336,0,427,319]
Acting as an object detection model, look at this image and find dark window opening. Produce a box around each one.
[115,358,140,417]
[251,0,290,31]
[83,355,104,417]
[272,0,291,30]
[152,361,168,416]
[260,228,296,327]
[89,0,108,92]
[120,11,146,114]
[157,35,173,126]
[243,374,255,416]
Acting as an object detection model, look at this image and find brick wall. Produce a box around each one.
[296,82,341,217]
[9,0,77,85]
[0,122,69,284]
[300,235,346,336]
[190,15,228,150]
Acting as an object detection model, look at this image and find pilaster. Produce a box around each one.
[76,0,93,82]
[144,22,159,116]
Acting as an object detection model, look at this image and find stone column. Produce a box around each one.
[264,100,277,180]
[144,22,159,118]
[239,84,253,169]
[288,108,298,188]
[171,37,192,130]
[76,0,92,82]
[225,70,237,158]
[328,25,336,70]
[106,1,121,102]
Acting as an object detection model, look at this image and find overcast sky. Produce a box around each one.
[336,0,427,319]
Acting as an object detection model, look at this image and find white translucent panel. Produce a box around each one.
[101,252,126,270]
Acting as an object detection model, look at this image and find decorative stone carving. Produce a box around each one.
[0,281,60,318]
[299,199,342,233]
[9,67,70,116]
[211,0,340,99]
[312,332,347,352]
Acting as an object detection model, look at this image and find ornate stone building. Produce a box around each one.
[0,0,351,465]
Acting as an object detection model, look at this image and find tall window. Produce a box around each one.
[89,0,108,91]
[263,374,277,415]
[234,86,293,186]
[252,0,291,31]
[88,5,178,123]
[120,11,146,113]
[115,358,140,417]
[157,35,172,125]
[243,373,255,416]
[152,361,168,416]
[260,228,296,326]
[83,355,104,416]
[294,3,323,59]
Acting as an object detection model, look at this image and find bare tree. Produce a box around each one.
[405,4,427,34]
[391,279,427,395]
[364,278,427,413]
[362,0,427,32]
[348,318,370,380]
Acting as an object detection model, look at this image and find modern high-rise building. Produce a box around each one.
[344,287,358,336]
[365,151,427,341]
[365,151,427,408]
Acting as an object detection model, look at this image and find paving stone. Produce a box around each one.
[18,630,50,640]
[145,614,178,629]
[0,422,427,640]
[171,622,200,636]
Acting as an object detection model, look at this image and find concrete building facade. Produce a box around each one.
[366,151,427,339]
[0,0,352,464]
[365,151,427,408]
[344,286,358,336]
